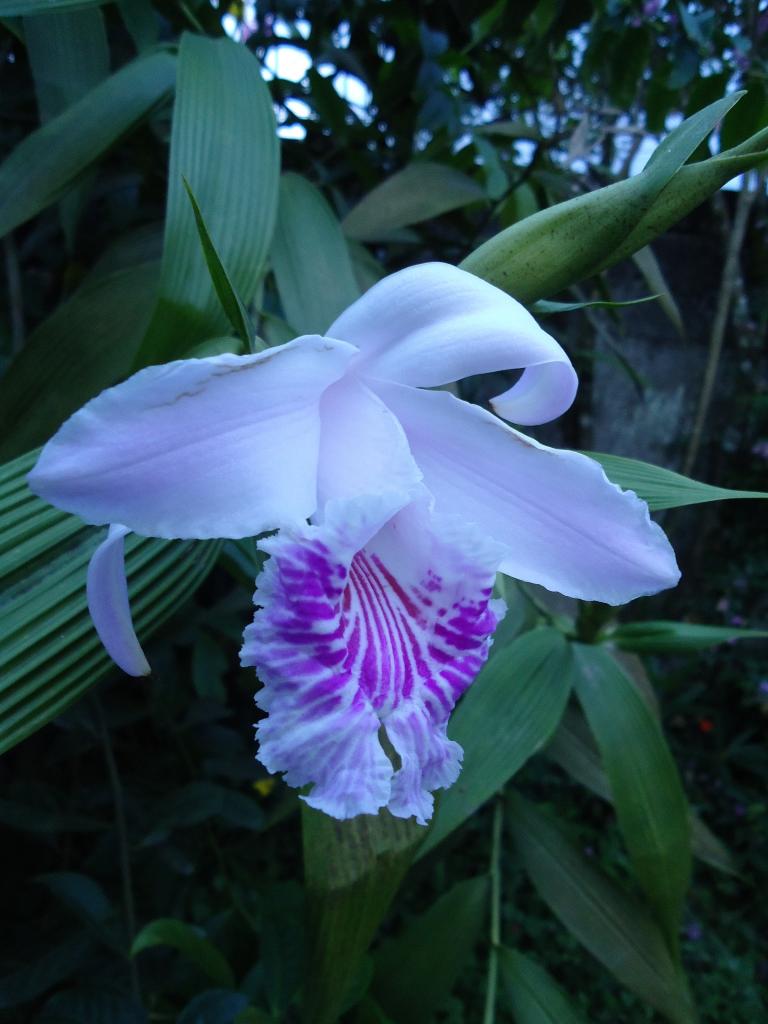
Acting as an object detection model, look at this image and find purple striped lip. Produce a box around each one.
[241,493,505,824]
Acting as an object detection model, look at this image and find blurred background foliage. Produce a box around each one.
[0,0,767,1022]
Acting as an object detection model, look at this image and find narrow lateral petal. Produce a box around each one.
[87,524,150,677]
[376,382,681,606]
[329,262,577,425]
[241,492,504,824]
[317,377,422,505]
[28,336,357,539]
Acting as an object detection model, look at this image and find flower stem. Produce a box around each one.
[93,695,141,1003]
[482,794,504,1024]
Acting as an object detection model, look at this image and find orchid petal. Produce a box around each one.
[317,377,422,505]
[87,524,150,677]
[329,262,577,425]
[375,382,681,605]
[241,492,504,824]
[28,336,357,539]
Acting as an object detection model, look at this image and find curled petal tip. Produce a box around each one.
[87,525,151,677]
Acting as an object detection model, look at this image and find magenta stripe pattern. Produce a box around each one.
[241,496,504,824]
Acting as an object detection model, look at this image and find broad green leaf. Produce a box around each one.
[498,947,588,1024]
[0,49,176,239]
[0,0,106,11]
[0,262,159,460]
[572,645,691,957]
[177,991,250,1023]
[419,627,572,858]
[24,8,107,120]
[0,934,91,1010]
[545,707,738,876]
[136,33,279,366]
[342,161,485,241]
[130,918,235,989]
[371,877,489,1023]
[588,451,768,509]
[302,806,422,1024]
[461,94,750,303]
[0,449,221,755]
[24,5,109,246]
[153,782,265,832]
[118,0,157,53]
[631,245,685,337]
[36,986,147,1023]
[532,295,659,314]
[183,178,257,350]
[610,620,768,653]
[271,173,361,335]
[509,794,696,1024]
[348,240,385,293]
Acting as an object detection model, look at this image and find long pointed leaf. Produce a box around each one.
[588,452,767,509]
[371,877,488,1023]
[419,627,572,858]
[498,947,588,1024]
[0,49,176,239]
[572,645,691,957]
[271,173,360,335]
[509,794,696,1024]
[136,33,279,365]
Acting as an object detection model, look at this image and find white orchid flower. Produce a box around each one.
[28,263,679,824]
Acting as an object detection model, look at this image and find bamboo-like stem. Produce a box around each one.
[93,695,141,1002]
[482,795,505,1024]
[682,174,761,476]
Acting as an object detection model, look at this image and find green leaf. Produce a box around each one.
[572,645,691,957]
[465,0,507,50]
[498,947,588,1024]
[419,627,572,858]
[153,782,265,832]
[610,620,768,653]
[371,877,489,1023]
[631,245,685,337]
[36,986,147,1023]
[177,991,250,1024]
[0,262,159,460]
[130,918,235,989]
[0,0,106,11]
[461,94,751,303]
[0,49,176,239]
[182,178,257,349]
[0,934,91,1010]
[342,161,486,241]
[24,5,109,245]
[136,33,279,366]
[271,173,361,335]
[532,294,660,314]
[0,449,221,755]
[587,451,768,510]
[545,707,738,876]
[509,794,696,1024]
[118,0,157,53]
[302,807,422,1024]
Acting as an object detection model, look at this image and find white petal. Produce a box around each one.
[87,524,150,677]
[376,382,681,605]
[317,377,422,505]
[28,336,357,539]
[329,262,577,425]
